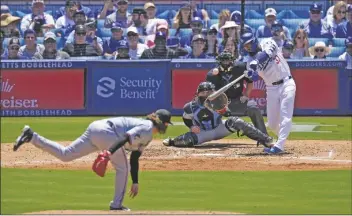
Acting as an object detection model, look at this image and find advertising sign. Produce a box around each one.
[1,70,85,116]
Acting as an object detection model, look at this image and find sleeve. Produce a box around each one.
[32,53,43,60]
[102,40,110,55]
[140,49,149,59]
[45,14,55,25]
[283,26,291,40]
[261,39,278,58]
[126,125,150,150]
[66,31,75,44]
[130,151,141,184]
[20,15,31,33]
[182,102,193,120]
[338,53,345,60]
[55,17,62,29]
[335,24,345,38]
[104,16,112,28]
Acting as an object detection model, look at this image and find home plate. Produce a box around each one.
[191,153,226,157]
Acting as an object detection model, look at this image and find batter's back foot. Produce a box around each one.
[110,205,131,211]
[13,125,33,151]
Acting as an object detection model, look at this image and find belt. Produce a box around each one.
[272,76,292,86]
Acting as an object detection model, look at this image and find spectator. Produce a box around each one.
[291,29,310,59]
[339,37,352,69]
[2,37,23,60]
[327,1,347,37]
[282,39,294,59]
[0,30,6,57]
[85,18,103,48]
[210,9,230,33]
[18,29,45,59]
[204,27,218,58]
[166,36,189,57]
[126,26,148,59]
[33,32,70,59]
[63,24,102,57]
[98,0,117,19]
[299,3,333,42]
[256,8,291,39]
[173,2,192,29]
[64,10,87,39]
[20,0,55,37]
[181,16,204,48]
[190,0,210,28]
[309,41,331,59]
[57,1,94,19]
[1,8,21,38]
[103,22,126,58]
[230,11,253,34]
[186,34,208,59]
[55,0,77,31]
[144,2,159,21]
[325,0,345,24]
[131,8,157,37]
[220,21,240,44]
[336,5,352,38]
[115,41,130,59]
[145,20,169,48]
[222,37,238,60]
[104,0,132,28]
[141,32,177,59]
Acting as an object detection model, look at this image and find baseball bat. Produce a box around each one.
[207,74,246,100]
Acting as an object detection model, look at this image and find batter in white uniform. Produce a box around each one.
[13,109,173,210]
[240,32,296,154]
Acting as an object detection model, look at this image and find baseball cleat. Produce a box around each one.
[162,137,174,146]
[13,125,33,151]
[110,205,131,211]
[264,146,284,154]
[257,137,274,148]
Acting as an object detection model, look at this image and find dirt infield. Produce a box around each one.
[2,139,351,171]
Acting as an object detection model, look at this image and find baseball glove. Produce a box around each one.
[92,150,111,177]
[204,93,229,115]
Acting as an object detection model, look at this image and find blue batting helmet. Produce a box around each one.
[240,32,258,53]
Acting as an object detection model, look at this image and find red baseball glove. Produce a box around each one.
[92,150,111,177]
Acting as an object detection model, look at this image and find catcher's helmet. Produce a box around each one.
[197,82,215,94]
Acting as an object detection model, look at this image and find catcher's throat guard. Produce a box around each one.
[204,92,229,115]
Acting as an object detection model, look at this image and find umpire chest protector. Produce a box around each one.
[207,61,252,99]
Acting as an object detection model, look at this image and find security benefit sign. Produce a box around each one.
[1,70,85,116]
[91,61,170,115]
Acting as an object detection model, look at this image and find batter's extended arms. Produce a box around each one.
[207,74,245,100]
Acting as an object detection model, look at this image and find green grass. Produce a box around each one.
[1,117,351,143]
[1,168,351,214]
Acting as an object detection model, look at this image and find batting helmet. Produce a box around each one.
[240,32,259,55]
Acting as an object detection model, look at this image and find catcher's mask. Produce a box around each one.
[197,81,215,105]
[216,51,234,72]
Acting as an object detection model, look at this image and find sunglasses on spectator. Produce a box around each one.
[45,39,56,44]
[296,36,305,39]
[9,46,20,50]
[315,48,325,52]
[310,11,321,14]
[338,10,346,14]
[25,36,35,39]
[76,32,86,36]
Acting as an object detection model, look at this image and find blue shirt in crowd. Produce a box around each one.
[103,37,127,54]
[336,21,352,38]
[256,25,292,39]
[299,19,333,40]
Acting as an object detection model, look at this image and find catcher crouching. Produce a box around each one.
[163,81,273,147]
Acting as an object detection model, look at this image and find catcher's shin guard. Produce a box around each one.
[173,132,198,147]
[225,117,272,147]
[246,107,268,134]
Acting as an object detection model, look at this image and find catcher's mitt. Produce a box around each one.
[204,92,229,115]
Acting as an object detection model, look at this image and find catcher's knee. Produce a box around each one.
[173,132,198,147]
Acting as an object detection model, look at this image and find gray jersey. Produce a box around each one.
[106,117,153,152]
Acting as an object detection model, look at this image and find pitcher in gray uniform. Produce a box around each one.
[13,109,173,211]
[163,82,272,148]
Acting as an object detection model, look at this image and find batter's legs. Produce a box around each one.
[266,87,281,136]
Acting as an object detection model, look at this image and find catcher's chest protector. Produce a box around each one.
[189,101,222,131]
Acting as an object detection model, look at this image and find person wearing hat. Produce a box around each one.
[229,10,253,35]
[299,3,333,41]
[130,7,158,38]
[0,30,6,58]
[104,0,132,28]
[282,39,294,59]
[326,1,347,37]
[1,6,21,38]
[336,4,352,38]
[33,32,70,60]
[56,0,94,20]
[98,0,118,19]
[172,2,192,29]
[20,0,55,36]
[179,16,204,48]
[144,2,157,20]
[141,31,177,59]
[189,0,210,28]
[204,27,218,58]
[103,22,127,59]
[18,29,45,59]
[13,109,173,211]
[115,40,130,59]
[1,37,23,60]
[256,8,291,39]
[126,26,148,59]
[55,0,77,31]
[186,34,208,59]
[63,24,101,57]
[63,9,87,39]
[210,9,230,34]
[339,36,352,70]
[166,36,188,57]
[220,21,240,46]
[309,41,331,59]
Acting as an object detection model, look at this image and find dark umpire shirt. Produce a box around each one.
[206,61,252,99]
[140,47,177,59]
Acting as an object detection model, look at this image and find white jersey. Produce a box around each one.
[247,38,291,86]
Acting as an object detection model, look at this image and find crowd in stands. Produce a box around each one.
[0,0,351,68]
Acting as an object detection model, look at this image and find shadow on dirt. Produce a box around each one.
[238,152,293,156]
[194,143,258,149]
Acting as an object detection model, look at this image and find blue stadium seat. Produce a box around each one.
[209,19,218,27]
[13,10,27,19]
[333,38,346,47]
[245,19,266,30]
[245,10,263,19]
[98,28,112,38]
[211,10,219,19]
[282,19,306,31]
[276,10,300,19]
[328,47,345,58]
[308,38,330,47]
[156,10,170,19]
[168,29,177,37]
[37,37,44,45]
